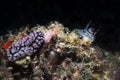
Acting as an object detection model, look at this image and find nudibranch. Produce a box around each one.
[7,31,44,61]
[75,21,97,45]
[6,25,60,61]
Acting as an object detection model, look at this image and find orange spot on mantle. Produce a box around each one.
[2,41,13,51]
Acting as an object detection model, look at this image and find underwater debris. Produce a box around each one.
[0,21,119,80]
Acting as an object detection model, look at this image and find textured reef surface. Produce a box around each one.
[0,22,120,80]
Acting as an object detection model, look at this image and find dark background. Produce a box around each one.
[0,0,120,52]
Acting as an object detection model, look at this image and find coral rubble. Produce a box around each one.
[0,22,119,80]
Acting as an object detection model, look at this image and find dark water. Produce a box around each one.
[0,0,120,52]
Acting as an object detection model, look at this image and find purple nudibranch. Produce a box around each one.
[7,31,44,61]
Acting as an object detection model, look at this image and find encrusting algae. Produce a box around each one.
[0,21,120,80]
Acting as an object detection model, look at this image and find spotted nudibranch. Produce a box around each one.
[7,31,45,61]
[6,24,60,61]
